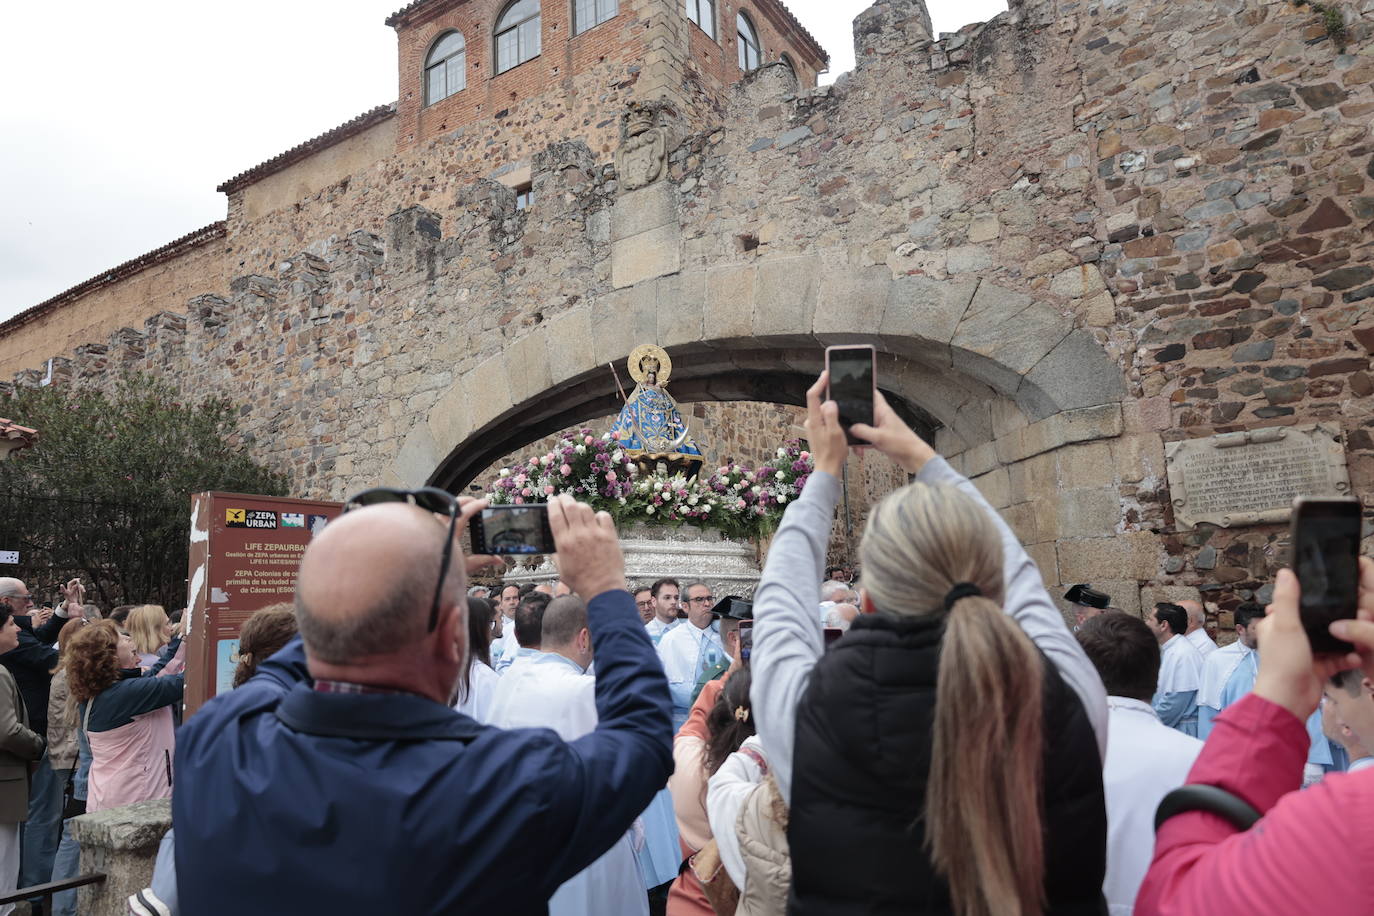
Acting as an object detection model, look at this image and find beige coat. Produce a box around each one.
[0,665,46,823]
[46,668,79,771]
[735,774,791,916]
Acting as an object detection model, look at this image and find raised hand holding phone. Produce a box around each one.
[824,345,875,445]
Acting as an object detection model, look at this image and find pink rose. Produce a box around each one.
[521,487,532,497]
[612,431,621,440]
[514,497,525,505]
[606,471,617,482]
[560,463,572,476]
[584,435,594,445]
[544,485,555,495]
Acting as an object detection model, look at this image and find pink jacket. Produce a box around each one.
[1137,692,1374,915]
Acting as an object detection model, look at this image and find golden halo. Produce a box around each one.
[628,345,672,385]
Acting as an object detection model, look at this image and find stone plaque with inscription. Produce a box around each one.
[1165,424,1350,529]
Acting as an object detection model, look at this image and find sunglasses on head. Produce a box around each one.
[345,486,460,633]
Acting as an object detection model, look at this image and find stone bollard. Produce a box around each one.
[70,799,171,916]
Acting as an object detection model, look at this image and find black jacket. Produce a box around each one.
[0,613,63,737]
[788,612,1107,915]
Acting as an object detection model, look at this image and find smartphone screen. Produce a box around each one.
[738,620,753,662]
[1291,498,1363,654]
[827,346,875,444]
[469,504,555,556]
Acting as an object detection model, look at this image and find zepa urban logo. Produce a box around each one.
[226,509,278,530]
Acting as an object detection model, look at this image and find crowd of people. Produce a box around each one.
[0,368,1370,916]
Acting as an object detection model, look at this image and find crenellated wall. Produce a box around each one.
[8,0,1374,624]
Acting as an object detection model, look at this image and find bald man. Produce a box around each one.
[1179,600,1218,658]
[173,494,673,915]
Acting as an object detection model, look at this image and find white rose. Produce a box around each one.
[575,444,586,454]
[752,485,762,495]
[776,471,786,481]
[646,506,656,515]
[777,447,787,458]
[499,468,510,478]
[613,450,624,462]
[540,455,552,467]
[619,497,627,505]
[778,495,789,504]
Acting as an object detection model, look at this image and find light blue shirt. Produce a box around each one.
[496,646,543,676]
[1153,635,1203,736]
[644,617,679,647]
[656,620,723,730]
[1199,649,1259,738]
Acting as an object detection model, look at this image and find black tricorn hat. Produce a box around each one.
[1063,584,1110,609]
[710,596,754,621]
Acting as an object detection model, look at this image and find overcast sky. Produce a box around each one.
[0,0,1007,322]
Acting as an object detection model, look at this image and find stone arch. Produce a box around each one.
[384,255,1125,492]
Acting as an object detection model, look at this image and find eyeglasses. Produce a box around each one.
[635,600,654,609]
[345,486,460,633]
[0,594,32,605]
[687,596,715,605]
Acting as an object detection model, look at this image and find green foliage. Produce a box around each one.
[1292,0,1348,48]
[0,375,287,608]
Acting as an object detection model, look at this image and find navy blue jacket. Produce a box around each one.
[173,589,674,914]
[0,612,66,736]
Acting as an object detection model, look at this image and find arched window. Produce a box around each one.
[574,0,618,35]
[495,0,541,74]
[779,53,797,81]
[685,0,715,39]
[736,12,760,71]
[424,31,467,106]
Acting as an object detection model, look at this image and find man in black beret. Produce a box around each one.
[1065,583,1112,631]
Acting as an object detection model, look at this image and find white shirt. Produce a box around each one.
[644,617,679,646]
[454,658,500,723]
[1349,756,1374,774]
[706,736,767,890]
[1157,635,1204,699]
[657,620,724,716]
[1102,697,1204,915]
[1185,627,1219,658]
[487,653,647,916]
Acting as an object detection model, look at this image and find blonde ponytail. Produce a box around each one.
[859,482,1046,916]
[928,595,1044,916]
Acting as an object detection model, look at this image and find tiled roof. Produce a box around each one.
[758,0,829,66]
[216,104,397,194]
[385,0,828,64]
[385,0,447,28]
[0,222,227,337]
[0,420,38,451]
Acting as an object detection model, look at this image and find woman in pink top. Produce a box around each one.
[1138,559,1374,915]
[64,621,184,813]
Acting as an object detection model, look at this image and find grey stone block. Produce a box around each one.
[880,275,977,350]
[611,183,678,242]
[1021,329,1126,421]
[815,263,890,335]
[753,257,818,337]
[612,224,682,289]
[73,799,171,916]
[1058,487,1122,538]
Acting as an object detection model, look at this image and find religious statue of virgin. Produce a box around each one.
[609,345,705,478]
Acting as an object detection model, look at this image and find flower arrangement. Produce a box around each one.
[487,430,813,541]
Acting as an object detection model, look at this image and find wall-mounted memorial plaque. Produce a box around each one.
[1165,424,1350,530]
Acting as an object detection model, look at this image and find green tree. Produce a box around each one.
[0,375,288,609]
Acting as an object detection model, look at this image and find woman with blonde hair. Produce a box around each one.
[65,620,183,813]
[750,374,1109,916]
[126,605,172,668]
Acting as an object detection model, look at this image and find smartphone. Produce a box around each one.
[469,504,555,556]
[825,345,876,445]
[1289,497,1364,654]
[823,627,845,647]
[738,620,753,663]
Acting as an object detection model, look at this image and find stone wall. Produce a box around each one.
[6,0,1374,624]
[0,226,225,377]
